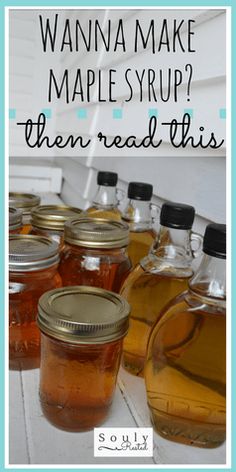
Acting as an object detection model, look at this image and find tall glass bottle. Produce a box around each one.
[87,171,122,220]
[120,201,199,377]
[145,223,226,448]
[122,182,158,267]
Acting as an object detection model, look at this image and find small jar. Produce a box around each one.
[37,285,130,431]
[9,207,22,234]
[9,235,61,370]
[59,217,131,292]
[9,192,41,234]
[30,205,84,249]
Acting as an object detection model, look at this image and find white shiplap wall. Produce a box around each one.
[57,156,225,234]
[9,10,61,158]
[54,9,226,157]
[9,8,226,229]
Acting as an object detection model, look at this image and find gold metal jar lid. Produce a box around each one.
[37,286,130,344]
[9,192,41,215]
[64,217,129,248]
[31,205,84,231]
[9,235,59,272]
[9,206,22,230]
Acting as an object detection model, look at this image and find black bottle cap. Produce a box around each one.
[160,201,195,230]
[97,171,118,187]
[128,182,153,201]
[203,223,226,259]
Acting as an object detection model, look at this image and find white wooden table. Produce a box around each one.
[9,193,226,466]
[9,367,226,466]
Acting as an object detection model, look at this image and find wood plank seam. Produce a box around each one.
[19,370,31,464]
[118,377,158,465]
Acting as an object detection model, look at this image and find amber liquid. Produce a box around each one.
[120,265,190,376]
[9,268,62,370]
[87,206,122,221]
[9,228,21,234]
[145,296,226,447]
[59,244,131,293]
[128,229,156,267]
[20,224,32,235]
[39,333,122,431]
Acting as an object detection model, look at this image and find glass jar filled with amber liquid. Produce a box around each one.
[59,217,131,292]
[30,204,84,250]
[9,235,61,369]
[120,201,201,377]
[121,182,158,267]
[87,171,123,220]
[37,285,130,431]
[145,224,226,448]
[9,207,22,234]
[9,192,41,234]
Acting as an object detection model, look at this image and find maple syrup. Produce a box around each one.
[9,235,61,369]
[122,182,158,266]
[87,171,122,220]
[145,224,226,448]
[59,217,131,292]
[120,201,198,376]
[38,286,130,431]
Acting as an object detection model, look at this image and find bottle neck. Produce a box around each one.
[93,185,118,208]
[189,253,226,301]
[140,225,194,276]
[151,226,193,263]
[122,199,152,229]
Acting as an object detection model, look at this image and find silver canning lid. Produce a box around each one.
[9,235,59,271]
[31,205,85,231]
[9,207,22,231]
[9,192,41,215]
[64,217,129,249]
[37,286,130,344]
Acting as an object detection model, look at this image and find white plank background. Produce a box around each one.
[9,9,226,158]
[9,7,227,232]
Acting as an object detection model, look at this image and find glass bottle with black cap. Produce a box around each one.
[120,201,201,377]
[121,182,158,267]
[87,171,122,220]
[145,223,226,448]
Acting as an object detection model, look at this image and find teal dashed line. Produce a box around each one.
[41,108,52,118]
[9,108,16,119]
[148,108,158,118]
[77,108,87,119]
[219,108,226,119]
[183,108,193,118]
[113,108,123,119]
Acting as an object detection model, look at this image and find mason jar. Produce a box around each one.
[30,204,84,249]
[9,192,41,234]
[9,207,22,234]
[59,217,131,293]
[9,234,61,369]
[37,286,130,431]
